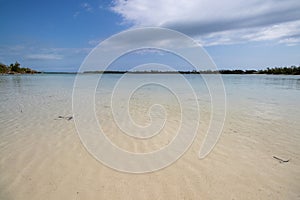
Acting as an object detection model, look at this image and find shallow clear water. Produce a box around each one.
[1,74,300,199]
[1,73,299,147]
[1,73,299,123]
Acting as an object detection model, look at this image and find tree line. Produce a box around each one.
[0,62,39,74]
[257,66,300,75]
[84,66,300,75]
[194,66,300,75]
[1,62,299,75]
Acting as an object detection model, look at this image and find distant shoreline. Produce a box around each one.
[2,71,299,75]
[43,66,300,75]
[1,63,299,75]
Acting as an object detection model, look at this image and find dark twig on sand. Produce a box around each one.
[56,115,73,121]
[273,156,290,163]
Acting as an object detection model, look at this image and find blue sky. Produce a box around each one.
[0,0,299,72]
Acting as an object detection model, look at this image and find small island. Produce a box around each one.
[0,62,40,74]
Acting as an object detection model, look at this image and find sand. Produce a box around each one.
[0,75,300,200]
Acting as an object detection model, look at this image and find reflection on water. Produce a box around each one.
[262,76,300,90]
[221,74,300,90]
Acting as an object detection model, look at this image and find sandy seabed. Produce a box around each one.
[0,75,300,200]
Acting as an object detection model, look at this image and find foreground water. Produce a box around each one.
[0,74,299,199]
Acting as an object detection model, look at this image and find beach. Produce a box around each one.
[0,74,299,199]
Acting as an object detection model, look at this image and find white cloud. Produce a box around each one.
[88,38,103,46]
[0,45,93,71]
[74,2,93,18]
[26,54,63,60]
[73,11,80,18]
[133,48,166,56]
[196,20,300,46]
[111,0,300,46]
[81,3,93,12]
[279,38,300,46]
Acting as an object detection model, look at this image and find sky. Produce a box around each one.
[0,0,300,72]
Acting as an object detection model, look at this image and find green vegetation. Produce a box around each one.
[257,66,300,75]
[1,62,299,75]
[192,66,300,75]
[0,62,39,74]
[0,63,9,73]
[83,66,300,75]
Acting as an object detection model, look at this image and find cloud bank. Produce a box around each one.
[26,54,63,60]
[111,0,300,46]
[0,45,92,71]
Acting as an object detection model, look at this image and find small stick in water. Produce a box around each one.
[273,156,290,163]
[56,115,73,121]
[66,116,73,121]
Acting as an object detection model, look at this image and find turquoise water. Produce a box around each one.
[1,73,299,139]
[1,74,299,121]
